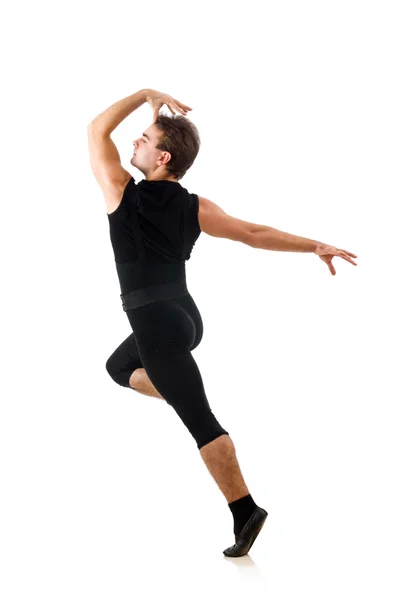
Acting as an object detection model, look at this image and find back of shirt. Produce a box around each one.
[107,176,201,295]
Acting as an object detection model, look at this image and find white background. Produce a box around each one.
[1,1,396,598]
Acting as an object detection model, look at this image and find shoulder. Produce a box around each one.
[194,194,224,232]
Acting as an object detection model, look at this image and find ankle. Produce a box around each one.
[227,487,250,504]
[228,493,259,536]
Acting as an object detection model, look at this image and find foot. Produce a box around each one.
[223,507,268,557]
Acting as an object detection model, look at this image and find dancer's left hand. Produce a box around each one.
[145,89,193,123]
[314,243,358,276]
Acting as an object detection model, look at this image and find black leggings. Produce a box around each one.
[105,293,229,450]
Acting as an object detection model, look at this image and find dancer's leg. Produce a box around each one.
[129,367,165,399]
[199,434,250,503]
[105,331,145,389]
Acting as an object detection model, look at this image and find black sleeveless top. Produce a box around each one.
[107,176,201,297]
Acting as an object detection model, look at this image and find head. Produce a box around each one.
[131,114,200,181]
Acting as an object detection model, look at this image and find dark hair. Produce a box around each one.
[154,113,200,180]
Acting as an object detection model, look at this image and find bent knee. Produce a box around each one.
[105,357,118,380]
[105,358,139,389]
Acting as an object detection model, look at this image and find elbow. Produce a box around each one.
[246,230,257,248]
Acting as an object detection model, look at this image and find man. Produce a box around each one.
[87,88,358,557]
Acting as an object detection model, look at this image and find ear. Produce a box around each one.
[161,151,172,165]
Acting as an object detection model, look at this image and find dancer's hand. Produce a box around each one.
[145,89,193,123]
[314,244,358,276]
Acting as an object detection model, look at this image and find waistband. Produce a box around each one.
[120,275,189,311]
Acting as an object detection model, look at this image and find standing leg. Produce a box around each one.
[126,297,267,555]
[199,434,249,503]
[199,434,268,554]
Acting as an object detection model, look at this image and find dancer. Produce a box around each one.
[87,88,358,557]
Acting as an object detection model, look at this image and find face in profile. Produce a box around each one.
[131,124,175,180]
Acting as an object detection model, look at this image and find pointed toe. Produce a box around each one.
[223,507,268,557]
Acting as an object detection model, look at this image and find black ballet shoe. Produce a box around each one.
[223,507,268,557]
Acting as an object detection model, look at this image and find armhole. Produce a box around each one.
[192,193,201,233]
[107,176,136,218]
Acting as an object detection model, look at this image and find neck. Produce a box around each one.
[145,177,178,182]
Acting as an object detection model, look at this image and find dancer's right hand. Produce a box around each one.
[145,89,193,123]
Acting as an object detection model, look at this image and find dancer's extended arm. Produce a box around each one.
[197,195,357,275]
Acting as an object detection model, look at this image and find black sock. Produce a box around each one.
[228,494,258,537]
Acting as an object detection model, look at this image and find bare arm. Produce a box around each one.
[250,224,321,252]
[197,196,358,274]
[197,196,322,252]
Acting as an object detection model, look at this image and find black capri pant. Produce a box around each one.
[105,293,229,450]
